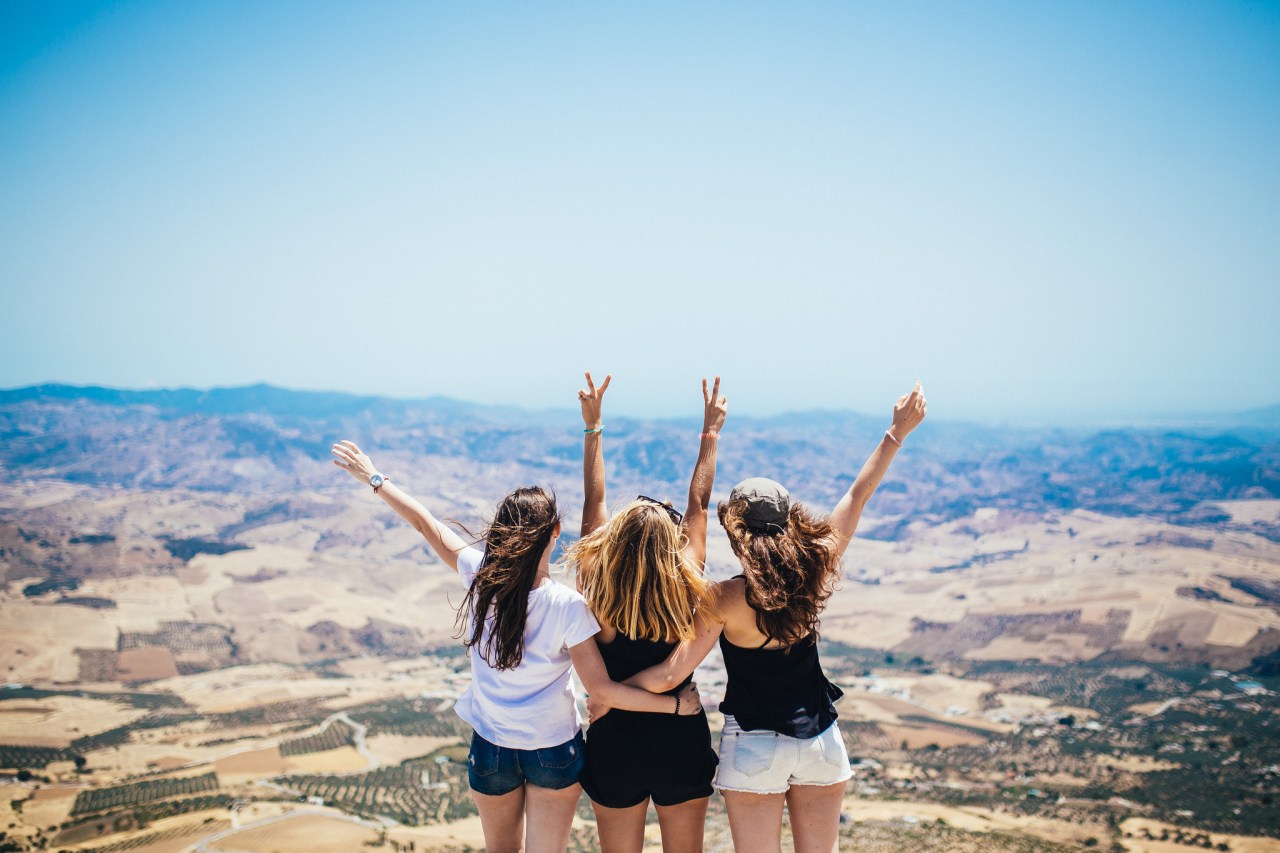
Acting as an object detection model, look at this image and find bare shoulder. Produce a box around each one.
[716,580,769,646]
[714,576,747,604]
[713,578,755,625]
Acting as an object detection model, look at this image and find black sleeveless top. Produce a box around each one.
[718,631,843,739]
[595,633,690,692]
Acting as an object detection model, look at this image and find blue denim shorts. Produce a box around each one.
[468,730,586,796]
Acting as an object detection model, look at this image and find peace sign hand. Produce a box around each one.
[702,376,728,435]
[578,371,611,430]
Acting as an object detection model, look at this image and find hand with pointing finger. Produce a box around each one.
[578,371,611,430]
[889,381,927,444]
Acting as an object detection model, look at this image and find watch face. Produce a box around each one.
[369,474,384,488]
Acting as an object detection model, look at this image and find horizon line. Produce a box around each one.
[3,380,1278,432]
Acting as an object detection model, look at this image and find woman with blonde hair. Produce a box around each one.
[331,421,702,853]
[566,372,726,853]
[625,382,927,853]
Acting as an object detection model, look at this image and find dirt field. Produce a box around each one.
[13,783,80,831]
[840,695,915,724]
[284,745,371,773]
[0,599,118,682]
[388,815,489,850]
[364,734,460,766]
[839,682,1043,735]
[111,822,233,853]
[896,673,996,713]
[180,541,464,650]
[845,797,1110,848]
[1120,818,1280,853]
[151,663,340,712]
[206,812,382,852]
[28,783,83,800]
[0,695,148,747]
[878,722,988,749]
[48,808,235,853]
[993,693,1054,715]
[116,646,180,682]
[152,662,456,717]
[214,745,290,780]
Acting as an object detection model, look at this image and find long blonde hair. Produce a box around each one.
[568,500,715,643]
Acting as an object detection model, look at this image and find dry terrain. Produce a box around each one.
[2,385,1278,852]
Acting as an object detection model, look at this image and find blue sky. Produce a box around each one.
[2,1,1277,424]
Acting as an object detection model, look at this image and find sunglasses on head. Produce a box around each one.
[637,495,683,526]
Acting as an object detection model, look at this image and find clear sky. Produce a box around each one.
[2,1,1277,424]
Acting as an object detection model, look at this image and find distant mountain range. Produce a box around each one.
[1,383,1278,541]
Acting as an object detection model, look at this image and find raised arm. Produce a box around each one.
[827,382,927,558]
[578,371,612,537]
[569,638,702,716]
[331,440,469,572]
[681,377,728,569]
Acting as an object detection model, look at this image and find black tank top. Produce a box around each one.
[595,633,690,693]
[718,631,842,739]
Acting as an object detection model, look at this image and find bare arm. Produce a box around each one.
[623,610,723,693]
[331,440,469,572]
[578,371,612,537]
[569,639,701,715]
[681,377,728,570]
[828,382,927,559]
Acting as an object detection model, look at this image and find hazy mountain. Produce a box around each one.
[1,383,1277,540]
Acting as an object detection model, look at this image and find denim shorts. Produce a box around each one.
[714,715,853,795]
[468,730,586,796]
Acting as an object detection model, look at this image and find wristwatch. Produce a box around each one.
[369,473,389,493]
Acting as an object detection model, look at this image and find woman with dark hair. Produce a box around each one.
[565,373,725,853]
[331,437,702,853]
[624,382,927,853]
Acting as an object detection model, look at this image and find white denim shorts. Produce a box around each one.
[714,715,853,795]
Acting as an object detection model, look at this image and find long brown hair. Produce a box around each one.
[569,500,716,643]
[717,498,838,646]
[456,486,561,671]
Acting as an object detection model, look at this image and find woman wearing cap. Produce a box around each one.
[565,372,726,853]
[626,382,927,853]
[330,432,703,853]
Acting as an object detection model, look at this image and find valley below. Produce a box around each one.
[1,385,1278,852]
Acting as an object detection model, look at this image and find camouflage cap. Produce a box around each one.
[729,477,791,534]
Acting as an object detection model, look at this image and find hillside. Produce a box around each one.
[3,383,1278,526]
[2,384,1280,851]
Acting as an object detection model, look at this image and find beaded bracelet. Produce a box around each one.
[673,694,681,715]
[584,426,604,435]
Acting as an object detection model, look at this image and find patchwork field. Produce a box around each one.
[205,812,383,852]
[2,393,1278,853]
[0,695,148,746]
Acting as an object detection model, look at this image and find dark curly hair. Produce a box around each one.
[717,498,839,647]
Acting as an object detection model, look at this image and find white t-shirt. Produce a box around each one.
[452,546,601,750]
